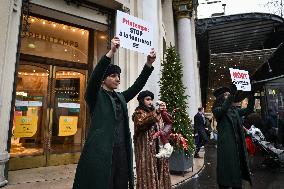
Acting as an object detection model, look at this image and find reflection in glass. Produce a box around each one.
[11,65,48,158]
[21,16,89,64]
[51,70,86,154]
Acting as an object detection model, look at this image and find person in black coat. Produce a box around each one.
[194,107,209,158]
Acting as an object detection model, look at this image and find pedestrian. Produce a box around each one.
[72,37,156,189]
[194,107,209,158]
[264,109,278,144]
[212,85,255,189]
[132,90,171,189]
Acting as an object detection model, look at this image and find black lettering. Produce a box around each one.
[63,40,69,46]
[133,43,139,48]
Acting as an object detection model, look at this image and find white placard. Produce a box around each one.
[229,68,251,91]
[58,103,80,109]
[116,10,153,54]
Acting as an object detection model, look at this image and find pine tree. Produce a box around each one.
[159,46,194,155]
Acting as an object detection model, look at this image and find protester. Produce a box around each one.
[132,91,171,189]
[212,85,255,189]
[194,107,209,158]
[73,37,156,189]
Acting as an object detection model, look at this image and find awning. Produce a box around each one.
[195,13,284,108]
[252,43,284,83]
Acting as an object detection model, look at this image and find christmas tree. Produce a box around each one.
[159,46,194,155]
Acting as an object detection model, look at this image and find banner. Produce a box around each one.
[229,68,251,91]
[58,116,78,136]
[116,10,153,54]
[14,116,38,138]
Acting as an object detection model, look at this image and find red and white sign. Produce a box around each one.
[229,68,251,91]
[116,10,153,54]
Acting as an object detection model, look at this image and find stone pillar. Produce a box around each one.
[173,0,200,119]
[0,0,22,186]
[162,0,176,47]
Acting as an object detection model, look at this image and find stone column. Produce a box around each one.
[173,0,200,119]
[0,0,22,186]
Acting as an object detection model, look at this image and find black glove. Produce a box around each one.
[229,84,237,94]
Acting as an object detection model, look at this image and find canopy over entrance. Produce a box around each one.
[196,13,284,109]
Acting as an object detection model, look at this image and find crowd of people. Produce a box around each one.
[71,37,284,189]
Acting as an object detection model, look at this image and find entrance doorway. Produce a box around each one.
[9,61,87,170]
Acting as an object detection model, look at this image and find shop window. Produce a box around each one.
[21,16,89,64]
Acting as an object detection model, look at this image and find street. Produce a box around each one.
[176,144,284,189]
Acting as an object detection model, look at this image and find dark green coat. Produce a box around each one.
[212,94,254,187]
[73,55,154,189]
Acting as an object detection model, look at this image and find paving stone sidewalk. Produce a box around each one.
[4,150,205,189]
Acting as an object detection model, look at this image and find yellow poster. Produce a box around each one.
[59,116,78,136]
[14,116,38,138]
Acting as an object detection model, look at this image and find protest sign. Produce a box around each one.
[116,10,153,54]
[229,68,251,91]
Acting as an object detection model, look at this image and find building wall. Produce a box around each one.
[0,0,202,178]
[0,0,22,186]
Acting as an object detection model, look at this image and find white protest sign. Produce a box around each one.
[229,68,251,91]
[116,10,153,54]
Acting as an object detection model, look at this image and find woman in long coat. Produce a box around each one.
[212,86,255,189]
[132,90,171,189]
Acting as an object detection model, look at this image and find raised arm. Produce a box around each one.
[132,110,160,134]
[122,48,156,103]
[85,37,120,112]
[212,94,235,120]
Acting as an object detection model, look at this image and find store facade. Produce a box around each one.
[8,1,112,170]
[1,0,202,186]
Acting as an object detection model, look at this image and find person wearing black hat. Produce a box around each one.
[212,84,255,189]
[132,91,172,189]
[73,37,156,189]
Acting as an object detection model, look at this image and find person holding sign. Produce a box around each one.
[212,84,255,189]
[73,37,156,189]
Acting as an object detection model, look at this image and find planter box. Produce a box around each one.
[169,149,193,175]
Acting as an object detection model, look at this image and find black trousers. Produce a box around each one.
[219,185,242,189]
[109,144,129,189]
[195,130,209,155]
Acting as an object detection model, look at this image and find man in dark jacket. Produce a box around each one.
[72,37,156,189]
[194,107,209,158]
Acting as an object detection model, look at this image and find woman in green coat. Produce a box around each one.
[212,85,255,189]
[73,37,156,189]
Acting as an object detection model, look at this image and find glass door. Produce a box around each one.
[48,66,87,166]
[9,62,87,170]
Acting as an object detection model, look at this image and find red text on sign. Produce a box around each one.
[122,18,149,32]
[232,72,248,79]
